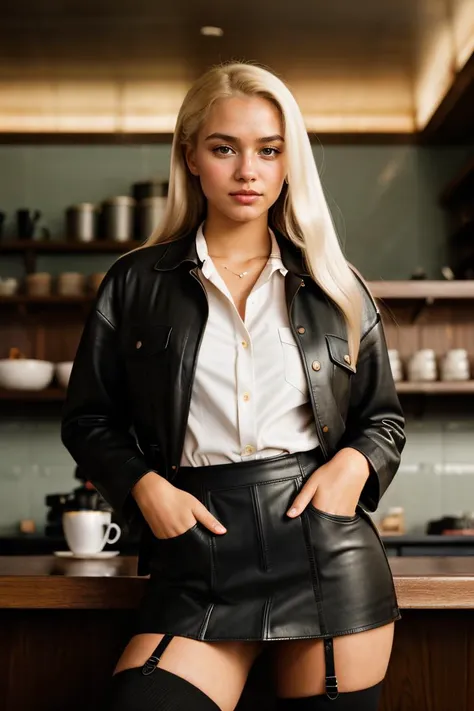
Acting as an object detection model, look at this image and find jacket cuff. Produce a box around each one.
[90,456,157,533]
[344,436,387,512]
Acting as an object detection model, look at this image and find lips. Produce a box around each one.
[230,191,262,196]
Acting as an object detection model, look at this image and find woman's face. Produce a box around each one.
[185,95,286,224]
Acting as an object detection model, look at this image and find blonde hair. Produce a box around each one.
[134,62,364,362]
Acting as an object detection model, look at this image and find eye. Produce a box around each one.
[212,145,235,156]
[260,147,281,158]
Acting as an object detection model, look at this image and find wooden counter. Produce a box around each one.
[1,555,474,609]
[1,556,474,711]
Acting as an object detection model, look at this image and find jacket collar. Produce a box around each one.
[153,226,310,277]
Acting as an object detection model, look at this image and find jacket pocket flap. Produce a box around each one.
[125,325,172,356]
[325,334,355,373]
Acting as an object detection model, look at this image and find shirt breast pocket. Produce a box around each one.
[278,326,307,395]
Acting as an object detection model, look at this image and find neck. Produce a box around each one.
[203,211,271,261]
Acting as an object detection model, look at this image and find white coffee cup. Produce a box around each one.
[62,510,121,555]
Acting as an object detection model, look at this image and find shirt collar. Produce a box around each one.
[195,221,288,279]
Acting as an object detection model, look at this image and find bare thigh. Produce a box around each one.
[270,622,394,698]
[112,633,263,711]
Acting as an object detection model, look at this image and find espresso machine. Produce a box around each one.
[44,465,112,537]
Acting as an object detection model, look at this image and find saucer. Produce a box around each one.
[53,551,120,559]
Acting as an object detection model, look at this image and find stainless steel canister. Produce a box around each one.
[136,196,167,241]
[101,196,136,242]
[66,203,99,242]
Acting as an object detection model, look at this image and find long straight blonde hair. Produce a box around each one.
[135,62,364,363]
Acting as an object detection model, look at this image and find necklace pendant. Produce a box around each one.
[239,271,248,278]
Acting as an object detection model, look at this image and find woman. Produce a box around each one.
[61,62,405,711]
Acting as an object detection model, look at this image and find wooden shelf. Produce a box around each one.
[368,280,474,300]
[396,381,474,394]
[0,295,94,305]
[0,387,66,401]
[0,239,139,253]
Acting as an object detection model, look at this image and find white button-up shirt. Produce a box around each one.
[180,222,319,467]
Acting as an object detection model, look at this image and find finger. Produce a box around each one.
[287,482,317,517]
[192,501,227,534]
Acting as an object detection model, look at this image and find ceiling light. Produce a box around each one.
[200,26,224,37]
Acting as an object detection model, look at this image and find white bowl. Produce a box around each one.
[55,361,74,388]
[0,359,55,390]
[0,278,19,296]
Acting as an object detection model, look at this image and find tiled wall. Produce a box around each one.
[380,415,474,534]
[0,141,473,535]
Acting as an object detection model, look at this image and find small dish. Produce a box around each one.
[53,550,120,559]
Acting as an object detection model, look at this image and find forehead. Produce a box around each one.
[201,95,283,137]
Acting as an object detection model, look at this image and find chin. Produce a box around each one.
[215,202,269,224]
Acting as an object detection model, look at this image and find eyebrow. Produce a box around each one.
[204,132,284,143]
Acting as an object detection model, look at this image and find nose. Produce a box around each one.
[234,152,257,183]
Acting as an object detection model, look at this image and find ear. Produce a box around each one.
[185,145,199,176]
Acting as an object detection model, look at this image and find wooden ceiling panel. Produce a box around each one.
[0,0,471,139]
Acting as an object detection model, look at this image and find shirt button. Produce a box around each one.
[300,280,305,287]
[322,425,329,433]
[241,340,248,348]
[344,354,351,365]
[312,360,321,371]
[135,340,143,349]
[243,392,250,402]
[297,326,305,334]
[243,444,255,455]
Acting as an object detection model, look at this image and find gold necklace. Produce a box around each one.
[209,253,279,279]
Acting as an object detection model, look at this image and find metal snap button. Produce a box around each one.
[135,340,143,349]
[312,361,321,371]
[344,354,351,365]
[297,326,305,334]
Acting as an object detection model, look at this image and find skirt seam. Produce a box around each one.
[198,603,215,639]
[203,485,217,594]
[300,509,328,636]
[251,485,270,573]
[262,596,272,639]
[295,456,328,636]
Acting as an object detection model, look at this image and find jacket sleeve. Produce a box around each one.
[61,269,155,532]
[338,312,406,512]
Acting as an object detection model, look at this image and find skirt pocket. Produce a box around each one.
[148,521,212,586]
[304,505,398,634]
[307,503,359,523]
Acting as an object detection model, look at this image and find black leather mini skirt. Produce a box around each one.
[135,446,400,645]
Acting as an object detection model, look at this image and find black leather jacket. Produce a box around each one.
[61,228,406,574]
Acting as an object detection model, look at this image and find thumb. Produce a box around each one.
[287,480,318,517]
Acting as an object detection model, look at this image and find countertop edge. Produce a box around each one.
[2,571,474,610]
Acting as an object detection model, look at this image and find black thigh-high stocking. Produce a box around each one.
[107,665,221,711]
[106,634,221,711]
